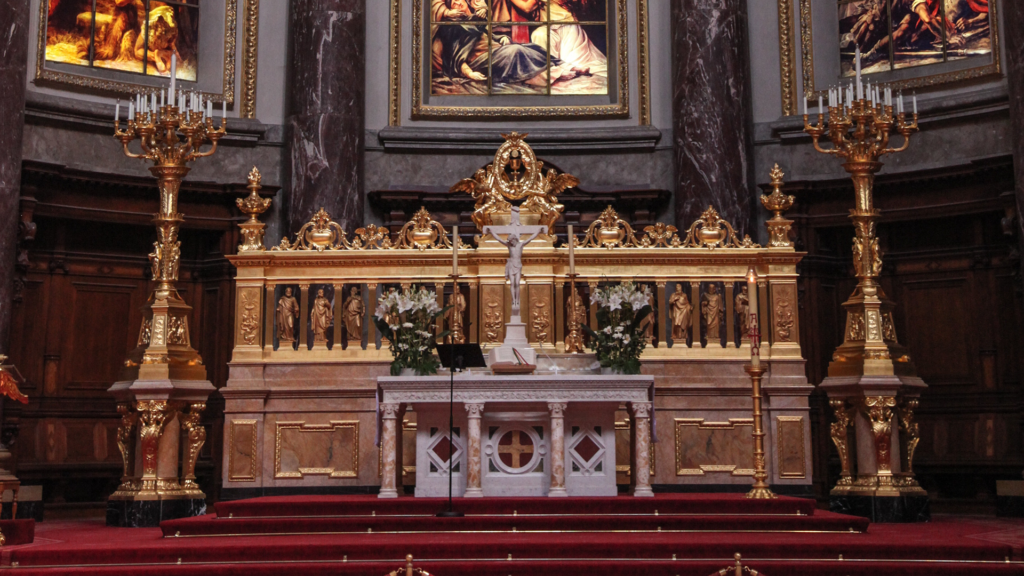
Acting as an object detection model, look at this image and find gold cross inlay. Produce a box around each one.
[498,430,534,469]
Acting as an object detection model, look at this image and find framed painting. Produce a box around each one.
[35,0,260,113]
[410,0,631,119]
[775,0,1000,114]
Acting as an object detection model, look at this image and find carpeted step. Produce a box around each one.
[0,519,35,546]
[7,530,1011,568]
[160,510,869,537]
[7,558,1024,576]
[213,494,818,519]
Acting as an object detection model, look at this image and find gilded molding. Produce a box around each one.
[777,0,797,116]
[410,0,631,119]
[274,421,360,479]
[793,0,1002,101]
[389,0,402,126]
[35,0,242,103]
[240,0,260,118]
[636,0,651,125]
[228,419,259,482]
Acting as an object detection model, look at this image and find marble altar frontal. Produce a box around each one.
[377,374,655,498]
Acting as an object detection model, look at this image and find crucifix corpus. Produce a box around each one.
[482,207,548,367]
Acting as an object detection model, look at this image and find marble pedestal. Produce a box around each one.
[378,374,654,499]
[820,374,929,523]
[486,316,537,367]
[106,378,215,527]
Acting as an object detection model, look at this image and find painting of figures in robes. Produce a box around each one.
[45,0,200,81]
[838,0,992,76]
[430,0,610,96]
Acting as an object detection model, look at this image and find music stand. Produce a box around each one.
[435,344,487,518]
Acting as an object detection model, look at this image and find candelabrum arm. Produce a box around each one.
[190,138,220,160]
[120,139,148,160]
[811,135,843,156]
[884,132,913,154]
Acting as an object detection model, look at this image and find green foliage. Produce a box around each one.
[583,282,653,375]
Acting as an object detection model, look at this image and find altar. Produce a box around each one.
[377,373,655,499]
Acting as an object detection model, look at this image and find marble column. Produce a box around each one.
[631,402,654,497]
[378,402,400,499]
[464,403,484,498]
[670,0,754,235]
[0,0,30,356]
[548,402,568,497]
[287,0,366,234]
[1005,0,1024,284]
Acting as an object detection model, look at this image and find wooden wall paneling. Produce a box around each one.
[62,280,141,393]
[899,278,974,387]
[9,278,48,393]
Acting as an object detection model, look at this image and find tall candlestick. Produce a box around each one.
[169,54,177,95]
[747,267,759,367]
[855,47,863,99]
[567,224,575,275]
[452,225,459,276]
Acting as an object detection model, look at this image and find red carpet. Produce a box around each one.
[0,519,34,546]
[2,496,1023,575]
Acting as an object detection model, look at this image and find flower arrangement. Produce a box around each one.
[374,287,449,376]
[583,282,653,375]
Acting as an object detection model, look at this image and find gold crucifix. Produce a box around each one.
[498,431,534,469]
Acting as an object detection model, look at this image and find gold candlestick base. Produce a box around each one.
[745,363,776,500]
[564,273,585,353]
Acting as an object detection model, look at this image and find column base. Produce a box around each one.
[464,488,484,498]
[829,494,930,523]
[106,497,207,528]
[548,487,568,497]
[632,487,654,498]
[377,489,399,499]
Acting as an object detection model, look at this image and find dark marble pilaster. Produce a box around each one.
[670,0,754,234]
[1005,0,1024,285]
[0,0,30,355]
[287,0,366,234]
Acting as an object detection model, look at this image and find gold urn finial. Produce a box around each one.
[761,164,795,249]
[236,166,272,252]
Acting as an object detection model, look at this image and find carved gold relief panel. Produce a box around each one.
[675,418,754,476]
[228,419,258,482]
[274,421,359,479]
[775,416,806,479]
[528,284,553,346]
[771,283,798,344]
[481,285,505,345]
[236,287,263,347]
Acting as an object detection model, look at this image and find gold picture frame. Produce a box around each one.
[391,0,648,122]
[779,0,1002,108]
[35,0,258,111]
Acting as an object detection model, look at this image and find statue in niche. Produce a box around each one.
[311,289,333,345]
[343,287,364,344]
[276,287,300,343]
[735,285,750,342]
[445,289,467,344]
[669,285,692,341]
[637,291,655,341]
[701,284,724,341]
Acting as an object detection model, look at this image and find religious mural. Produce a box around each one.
[838,0,991,75]
[429,0,610,96]
[45,0,199,80]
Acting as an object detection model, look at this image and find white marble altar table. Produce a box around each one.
[377,374,655,499]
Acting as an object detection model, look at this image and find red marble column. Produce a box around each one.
[287,0,366,234]
[0,0,30,355]
[671,0,754,236]
[1005,0,1024,283]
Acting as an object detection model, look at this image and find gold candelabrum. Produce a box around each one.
[564,272,585,354]
[109,92,225,509]
[744,269,775,500]
[805,77,928,500]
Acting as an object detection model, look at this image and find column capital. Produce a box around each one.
[547,402,568,418]
[630,401,652,419]
[380,402,401,419]
[464,402,485,418]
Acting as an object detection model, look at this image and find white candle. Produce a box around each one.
[452,225,459,276]
[151,92,157,112]
[568,224,575,275]
[114,99,120,123]
[747,267,759,366]
[855,47,863,100]
[818,94,823,115]
[170,53,177,95]
[207,99,212,118]
[913,93,918,115]
[129,101,134,120]
[222,99,227,118]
